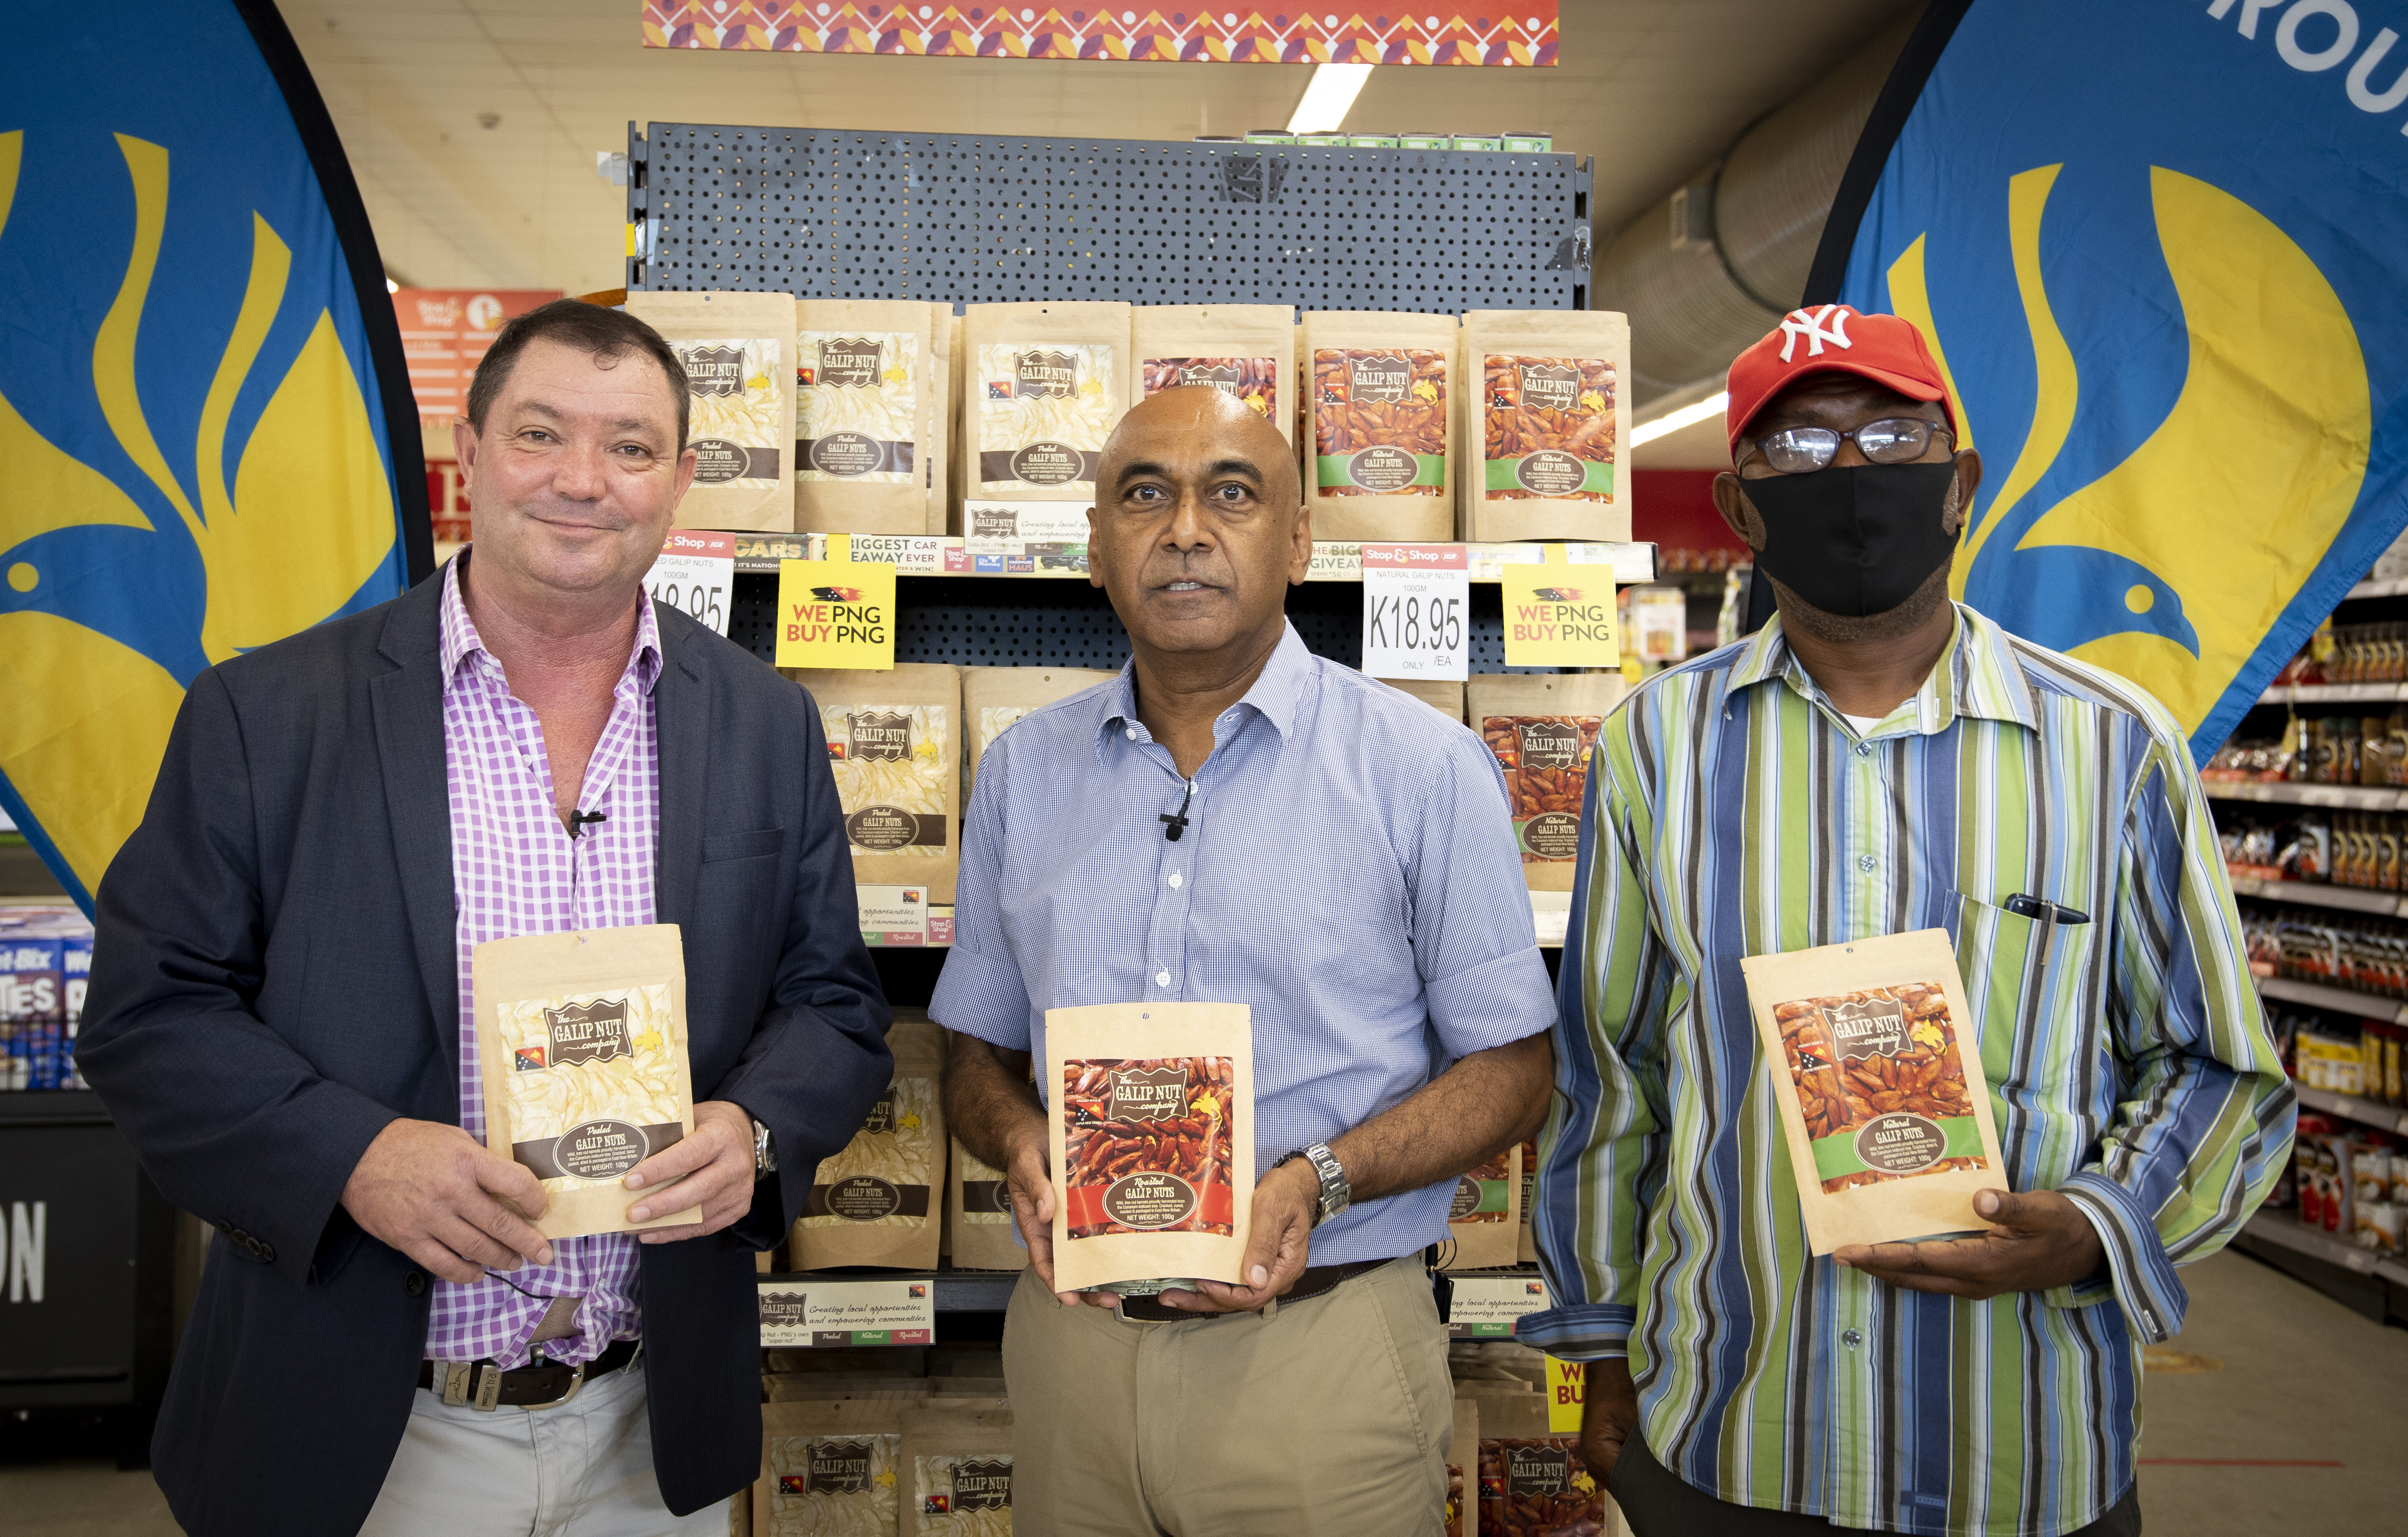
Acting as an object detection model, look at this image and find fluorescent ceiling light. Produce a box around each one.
[1288,63,1373,134]
[1630,391,1727,447]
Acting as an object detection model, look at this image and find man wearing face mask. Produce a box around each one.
[1518,307,2292,1537]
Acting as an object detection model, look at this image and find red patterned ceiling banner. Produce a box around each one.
[641,1,1556,64]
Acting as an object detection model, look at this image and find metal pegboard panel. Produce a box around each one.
[729,574,1552,674]
[630,125,1592,313]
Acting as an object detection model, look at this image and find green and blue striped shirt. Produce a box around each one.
[1520,605,2293,1537]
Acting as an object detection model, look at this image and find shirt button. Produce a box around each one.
[1857,855,1878,872]
[1842,1328,1862,1348]
[1856,743,1874,758]
[1125,727,1137,740]
[1168,871,1183,889]
[1155,970,1171,988]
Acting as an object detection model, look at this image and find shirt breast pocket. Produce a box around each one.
[1953,890,2108,1183]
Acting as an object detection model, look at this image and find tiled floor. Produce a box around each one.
[3,1248,2399,1534]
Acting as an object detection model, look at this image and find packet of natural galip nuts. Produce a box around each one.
[1447,1396,1480,1537]
[787,664,962,904]
[1477,1393,1615,1537]
[471,925,702,1241]
[1302,310,1457,542]
[944,1135,1027,1272]
[1046,1002,1254,1294]
[1445,1143,1520,1270]
[755,1398,909,1537]
[962,301,1132,501]
[793,1015,948,1270]
[1467,673,1626,892]
[793,300,936,537]
[1741,929,2009,1254]
[959,665,1118,803]
[1457,310,1631,543]
[624,291,797,531]
[1133,304,1297,444]
[901,1403,1015,1536]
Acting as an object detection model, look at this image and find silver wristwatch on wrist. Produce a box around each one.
[1275,1141,1351,1227]
[752,1117,777,1182]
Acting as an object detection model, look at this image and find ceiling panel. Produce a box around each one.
[283,0,1918,298]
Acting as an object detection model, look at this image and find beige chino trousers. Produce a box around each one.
[1000,1256,1455,1537]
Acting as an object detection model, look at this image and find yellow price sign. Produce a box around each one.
[773,556,896,669]
[1545,1354,1586,1433]
[1502,564,1621,668]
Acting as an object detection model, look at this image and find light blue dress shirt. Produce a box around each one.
[930,623,1557,1263]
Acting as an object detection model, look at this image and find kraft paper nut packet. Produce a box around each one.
[1132,303,1297,443]
[1466,673,1626,894]
[901,1406,1015,1536]
[786,664,962,904]
[625,290,797,532]
[961,301,1132,500]
[471,925,701,1242]
[793,1016,948,1271]
[1045,1002,1255,1294]
[1300,310,1458,543]
[793,301,941,537]
[1457,309,1632,543]
[755,1399,909,1537]
[1741,929,2011,1254]
[1477,1393,1611,1537]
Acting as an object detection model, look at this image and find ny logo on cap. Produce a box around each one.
[1778,305,1854,362]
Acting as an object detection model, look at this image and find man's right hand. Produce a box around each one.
[340,1119,555,1284]
[1579,1356,1640,1486]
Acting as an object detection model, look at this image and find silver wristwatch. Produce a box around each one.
[752,1118,777,1182]
[1276,1141,1351,1227]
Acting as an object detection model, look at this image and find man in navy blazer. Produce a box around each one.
[78,299,891,1536]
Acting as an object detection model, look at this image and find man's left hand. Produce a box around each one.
[624,1101,758,1242]
[1832,1188,2104,1298]
[1159,1157,1317,1314]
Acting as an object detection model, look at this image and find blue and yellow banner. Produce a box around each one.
[0,1,427,910]
[1814,0,2408,760]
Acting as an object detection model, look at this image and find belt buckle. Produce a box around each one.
[521,1362,586,1412]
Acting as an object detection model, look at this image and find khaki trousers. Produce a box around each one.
[1000,1256,1454,1537]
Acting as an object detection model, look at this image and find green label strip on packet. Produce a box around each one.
[1482,458,1615,496]
[1314,453,1447,490]
[1460,1178,1511,1217]
[1808,1115,1985,1182]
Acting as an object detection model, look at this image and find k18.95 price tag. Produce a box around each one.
[1360,543,1469,682]
[643,530,736,637]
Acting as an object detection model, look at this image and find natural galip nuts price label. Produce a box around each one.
[642,530,734,637]
[775,556,896,668]
[1360,542,1469,682]
[1500,563,1621,668]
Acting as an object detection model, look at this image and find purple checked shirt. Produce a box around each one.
[425,556,662,1369]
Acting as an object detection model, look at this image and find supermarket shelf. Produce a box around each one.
[726,533,1659,585]
[2253,682,2408,705]
[2228,876,2402,916]
[2294,1082,2408,1136]
[2237,1210,2408,1287]
[760,1268,1018,1313]
[2255,974,2408,1022]
[2204,780,2401,810]
[2345,577,2408,601]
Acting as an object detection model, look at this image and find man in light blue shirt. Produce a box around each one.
[933,387,1556,1536]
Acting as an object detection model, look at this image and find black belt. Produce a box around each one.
[1114,1257,1391,1322]
[417,1337,640,1409]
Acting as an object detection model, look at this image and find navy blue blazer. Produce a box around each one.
[77,570,892,1536]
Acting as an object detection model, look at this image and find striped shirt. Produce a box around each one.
[1519,604,2293,1537]
[425,555,662,1369]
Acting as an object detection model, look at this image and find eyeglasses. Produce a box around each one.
[1736,417,1955,475]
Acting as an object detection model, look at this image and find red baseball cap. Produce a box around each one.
[1724,304,1957,457]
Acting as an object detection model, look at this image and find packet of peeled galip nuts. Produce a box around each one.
[1045,1002,1254,1294]
[1741,929,2010,1254]
[472,925,702,1241]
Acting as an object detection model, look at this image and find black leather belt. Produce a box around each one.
[1114,1257,1391,1322]
[417,1337,640,1410]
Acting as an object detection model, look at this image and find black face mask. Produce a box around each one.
[1740,462,1961,619]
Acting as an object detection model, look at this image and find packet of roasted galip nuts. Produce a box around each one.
[1045,1002,1254,1294]
[1741,929,2010,1254]
[472,925,702,1242]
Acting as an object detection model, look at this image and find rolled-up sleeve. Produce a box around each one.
[1413,732,1558,1059]
[929,737,1034,1051]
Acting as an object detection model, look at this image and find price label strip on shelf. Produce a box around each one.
[775,556,897,669]
[962,500,1092,577]
[1361,543,1469,682]
[1500,564,1621,669]
[1447,1272,1551,1339]
[858,884,930,947]
[643,531,736,637]
[758,1279,936,1347]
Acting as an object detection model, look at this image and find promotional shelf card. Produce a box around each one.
[1501,563,1621,668]
[1361,542,1470,682]
[776,556,898,669]
[757,1278,936,1347]
[643,530,736,637]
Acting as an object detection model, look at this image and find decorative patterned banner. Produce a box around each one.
[642,0,1556,64]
